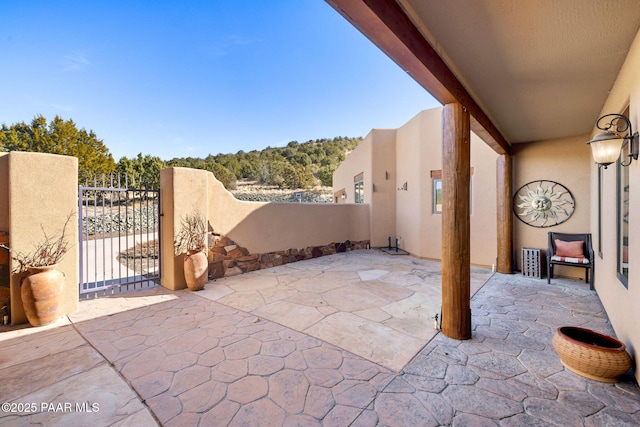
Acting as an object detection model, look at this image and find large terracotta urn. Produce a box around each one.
[184,250,208,291]
[21,264,65,326]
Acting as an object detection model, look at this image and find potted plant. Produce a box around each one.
[174,209,208,291]
[4,214,73,326]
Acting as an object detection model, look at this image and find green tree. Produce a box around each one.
[166,157,236,189]
[0,115,115,182]
[282,163,317,189]
[116,153,166,188]
[317,165,336,187]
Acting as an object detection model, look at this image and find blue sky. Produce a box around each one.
[1,1,439,161]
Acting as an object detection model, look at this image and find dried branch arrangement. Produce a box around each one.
[174,209,207,256]
[4,213,74,273]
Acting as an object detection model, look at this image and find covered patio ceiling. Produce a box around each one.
[327,0,640,151]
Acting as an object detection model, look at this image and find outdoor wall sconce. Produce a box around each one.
[340,191,347,200]
[586,113,639,168]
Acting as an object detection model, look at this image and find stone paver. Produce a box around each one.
[200,250,492,371]
[351,272,640,426]
[1,250,639,426]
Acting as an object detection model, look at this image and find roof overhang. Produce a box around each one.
[326,0,640,153]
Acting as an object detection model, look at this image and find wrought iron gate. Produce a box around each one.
[79,175,160,297]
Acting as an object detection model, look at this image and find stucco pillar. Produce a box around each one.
[441,102,471,340]
[496,154,514,273]
[7,152,79,325]
[160,167,209,290]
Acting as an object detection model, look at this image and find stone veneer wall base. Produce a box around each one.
[207,234,369,280]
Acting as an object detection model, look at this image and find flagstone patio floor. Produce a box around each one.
[1,249,639,426]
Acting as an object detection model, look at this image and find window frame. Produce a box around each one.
[616,144,630,288]
[431,169,473,214]
[354,172,364,204]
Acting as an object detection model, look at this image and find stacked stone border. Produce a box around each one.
[207,234,369,279]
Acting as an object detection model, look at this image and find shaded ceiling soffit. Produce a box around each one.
[326,0,510,155]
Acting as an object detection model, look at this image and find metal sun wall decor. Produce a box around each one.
[512,180,575,228]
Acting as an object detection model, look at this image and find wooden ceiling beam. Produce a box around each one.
[326,0,510,155]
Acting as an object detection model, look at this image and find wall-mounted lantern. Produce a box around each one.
[586,113,639,168]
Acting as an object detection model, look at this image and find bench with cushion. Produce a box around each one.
[547,232,594,290]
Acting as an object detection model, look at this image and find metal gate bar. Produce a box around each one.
[79,175,160,297]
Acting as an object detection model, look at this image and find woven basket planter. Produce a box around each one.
[552,326,632,383]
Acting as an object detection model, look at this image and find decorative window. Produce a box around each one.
[354,173,364,204]
[598,166,603,258]
[433,178,443,213]
[431,169,473,214]
[617,142,630,287]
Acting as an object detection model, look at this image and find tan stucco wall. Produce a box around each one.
[160,167,210,290]
[208,173,370,253]
[333,107,498,267]
[332,128,397,247]
[512,135,592,277]
[161,167,371,289]
[369,129,397,247]
[0,154,9,290]
[470,134,499,267]
[589,27,640,382]
[332,131,373,205]
[0,154,8,232]
[396,108,441,258]
[5,152,79,324]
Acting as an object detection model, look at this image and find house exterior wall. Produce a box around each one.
[333,107,498,267]
[395,108,440,258]
[370,129,397,248]
[511,135,592,278]
[332,132,373,206]
[470,133,499,267]
[589,28,640,383]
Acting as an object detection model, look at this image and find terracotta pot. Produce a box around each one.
[552,326,632,382]
[21,264,65,326]
[184,250,208,291]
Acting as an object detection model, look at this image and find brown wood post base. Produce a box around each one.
[496,154,514,274]
[441,102,471,340]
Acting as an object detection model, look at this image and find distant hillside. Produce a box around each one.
[230,180,334,203]
[167,136,362,190]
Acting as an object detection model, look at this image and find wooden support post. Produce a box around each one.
[441,102,471,340]
[496,154,514,273]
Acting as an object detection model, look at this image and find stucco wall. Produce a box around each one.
[333,107,498,267]
[5,152,79,324]
[0,154,8,232]
[160,167,210,290]
[589,27,640,382]
[0,154,8,291]
[470,134,499,268]
[396,108,441,258]
[369,129,397,247]
[512,135,592,278]
[208,173,370,253]
[332,131,373,205]
[332,128,397,247]
[161,167,371,289]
